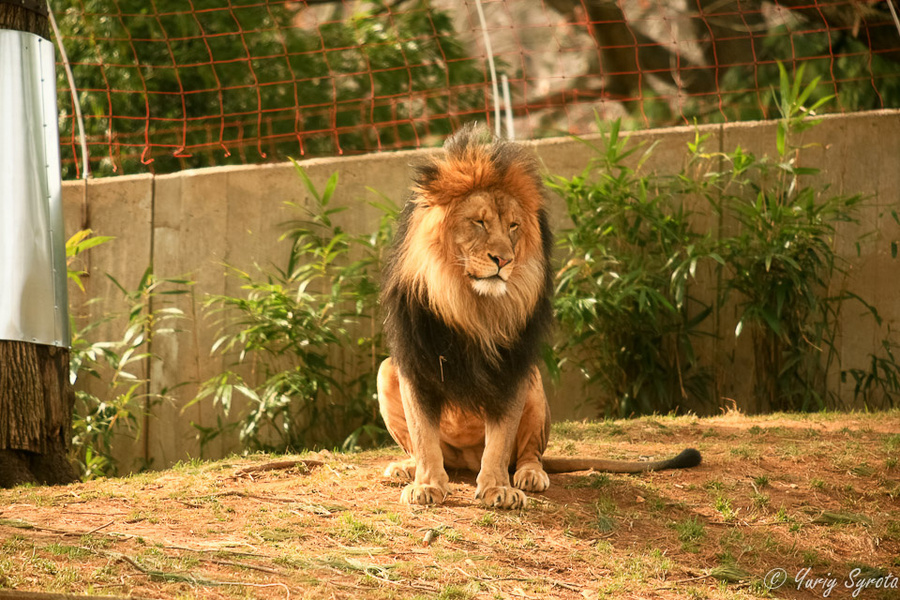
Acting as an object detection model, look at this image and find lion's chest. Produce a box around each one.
[439,406,485,446]
[438,407,487,471]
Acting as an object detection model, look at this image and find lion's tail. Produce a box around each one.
[541,447,701,474]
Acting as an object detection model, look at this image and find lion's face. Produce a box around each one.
[453,191,525,297]
[387,124,550,352]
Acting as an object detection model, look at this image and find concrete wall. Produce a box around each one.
[62,110,900,471]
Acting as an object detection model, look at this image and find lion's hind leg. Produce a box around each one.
[511,369,551,493]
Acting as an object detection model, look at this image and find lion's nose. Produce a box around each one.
[488,253,511,269]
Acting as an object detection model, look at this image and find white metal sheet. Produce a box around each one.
[0,29,69,347]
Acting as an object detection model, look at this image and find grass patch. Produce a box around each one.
[729,444,758,459]
[45,544,91,560]
[671,516,705,552]
[593,511,616,533]
[714,496,739,522]
[850,463,875,477]
[565,473,610,489]
[703,478,725,493]
[0,412,897,600]
[335,512,384,544]
[883,434,900,452]
[884,520,900,540]
[428,586,474,600]
[751,492,770,509]
[802,548,826,566]
[473,512,496,528]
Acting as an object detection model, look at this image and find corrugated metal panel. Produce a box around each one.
[0,30,69,347]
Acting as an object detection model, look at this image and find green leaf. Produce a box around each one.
[104,273,129,295]
[777,61,791,115]
[292,161,320,202]
[807,94,834,114]
[776,122,786,157]
[758,308,782,335]
[792,167,819,176]
[321,172,339,205]
[795,75,820,111]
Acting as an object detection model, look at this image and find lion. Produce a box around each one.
[377,124,701,509]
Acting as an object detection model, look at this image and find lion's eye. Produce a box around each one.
[474,219,486,229]
[509,223,519,232]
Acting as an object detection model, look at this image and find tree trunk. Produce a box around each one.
[0,1,78,487]
[0,343,77,486]
[0,1,49,39]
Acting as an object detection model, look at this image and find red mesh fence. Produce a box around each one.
[51,0,900,178]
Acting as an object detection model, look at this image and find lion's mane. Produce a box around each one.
[381,125,554,422]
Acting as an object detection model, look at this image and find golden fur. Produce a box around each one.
[378,125,700,509]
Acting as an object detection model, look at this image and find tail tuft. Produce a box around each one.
[668,448,702,469]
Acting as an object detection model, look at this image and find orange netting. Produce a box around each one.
[51,0,900,178]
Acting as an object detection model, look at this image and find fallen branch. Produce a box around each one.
[0,592,143,600]
[84,520,114,535]
[205,558,281,575]
[658,573,714,587]
[232,459,324,479]
[110,551,292,598]
[197,490,304,503]
[110,551,210,585]
[1,516,274,560]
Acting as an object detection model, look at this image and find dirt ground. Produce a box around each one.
[1,411,898,600]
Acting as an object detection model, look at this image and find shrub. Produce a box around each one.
[191,163,394,453]
[697,63,862,412]
[551,64,899,416]
[550,120,717,417]
[67,231,193,477]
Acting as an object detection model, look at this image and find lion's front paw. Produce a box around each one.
[400,483,448,505]
[384,459,416,482]
[513,465,550,492]
[475,485,528,509]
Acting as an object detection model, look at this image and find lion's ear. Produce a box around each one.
[411,162,442,206]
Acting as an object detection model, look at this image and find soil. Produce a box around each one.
[0,411,898,600]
